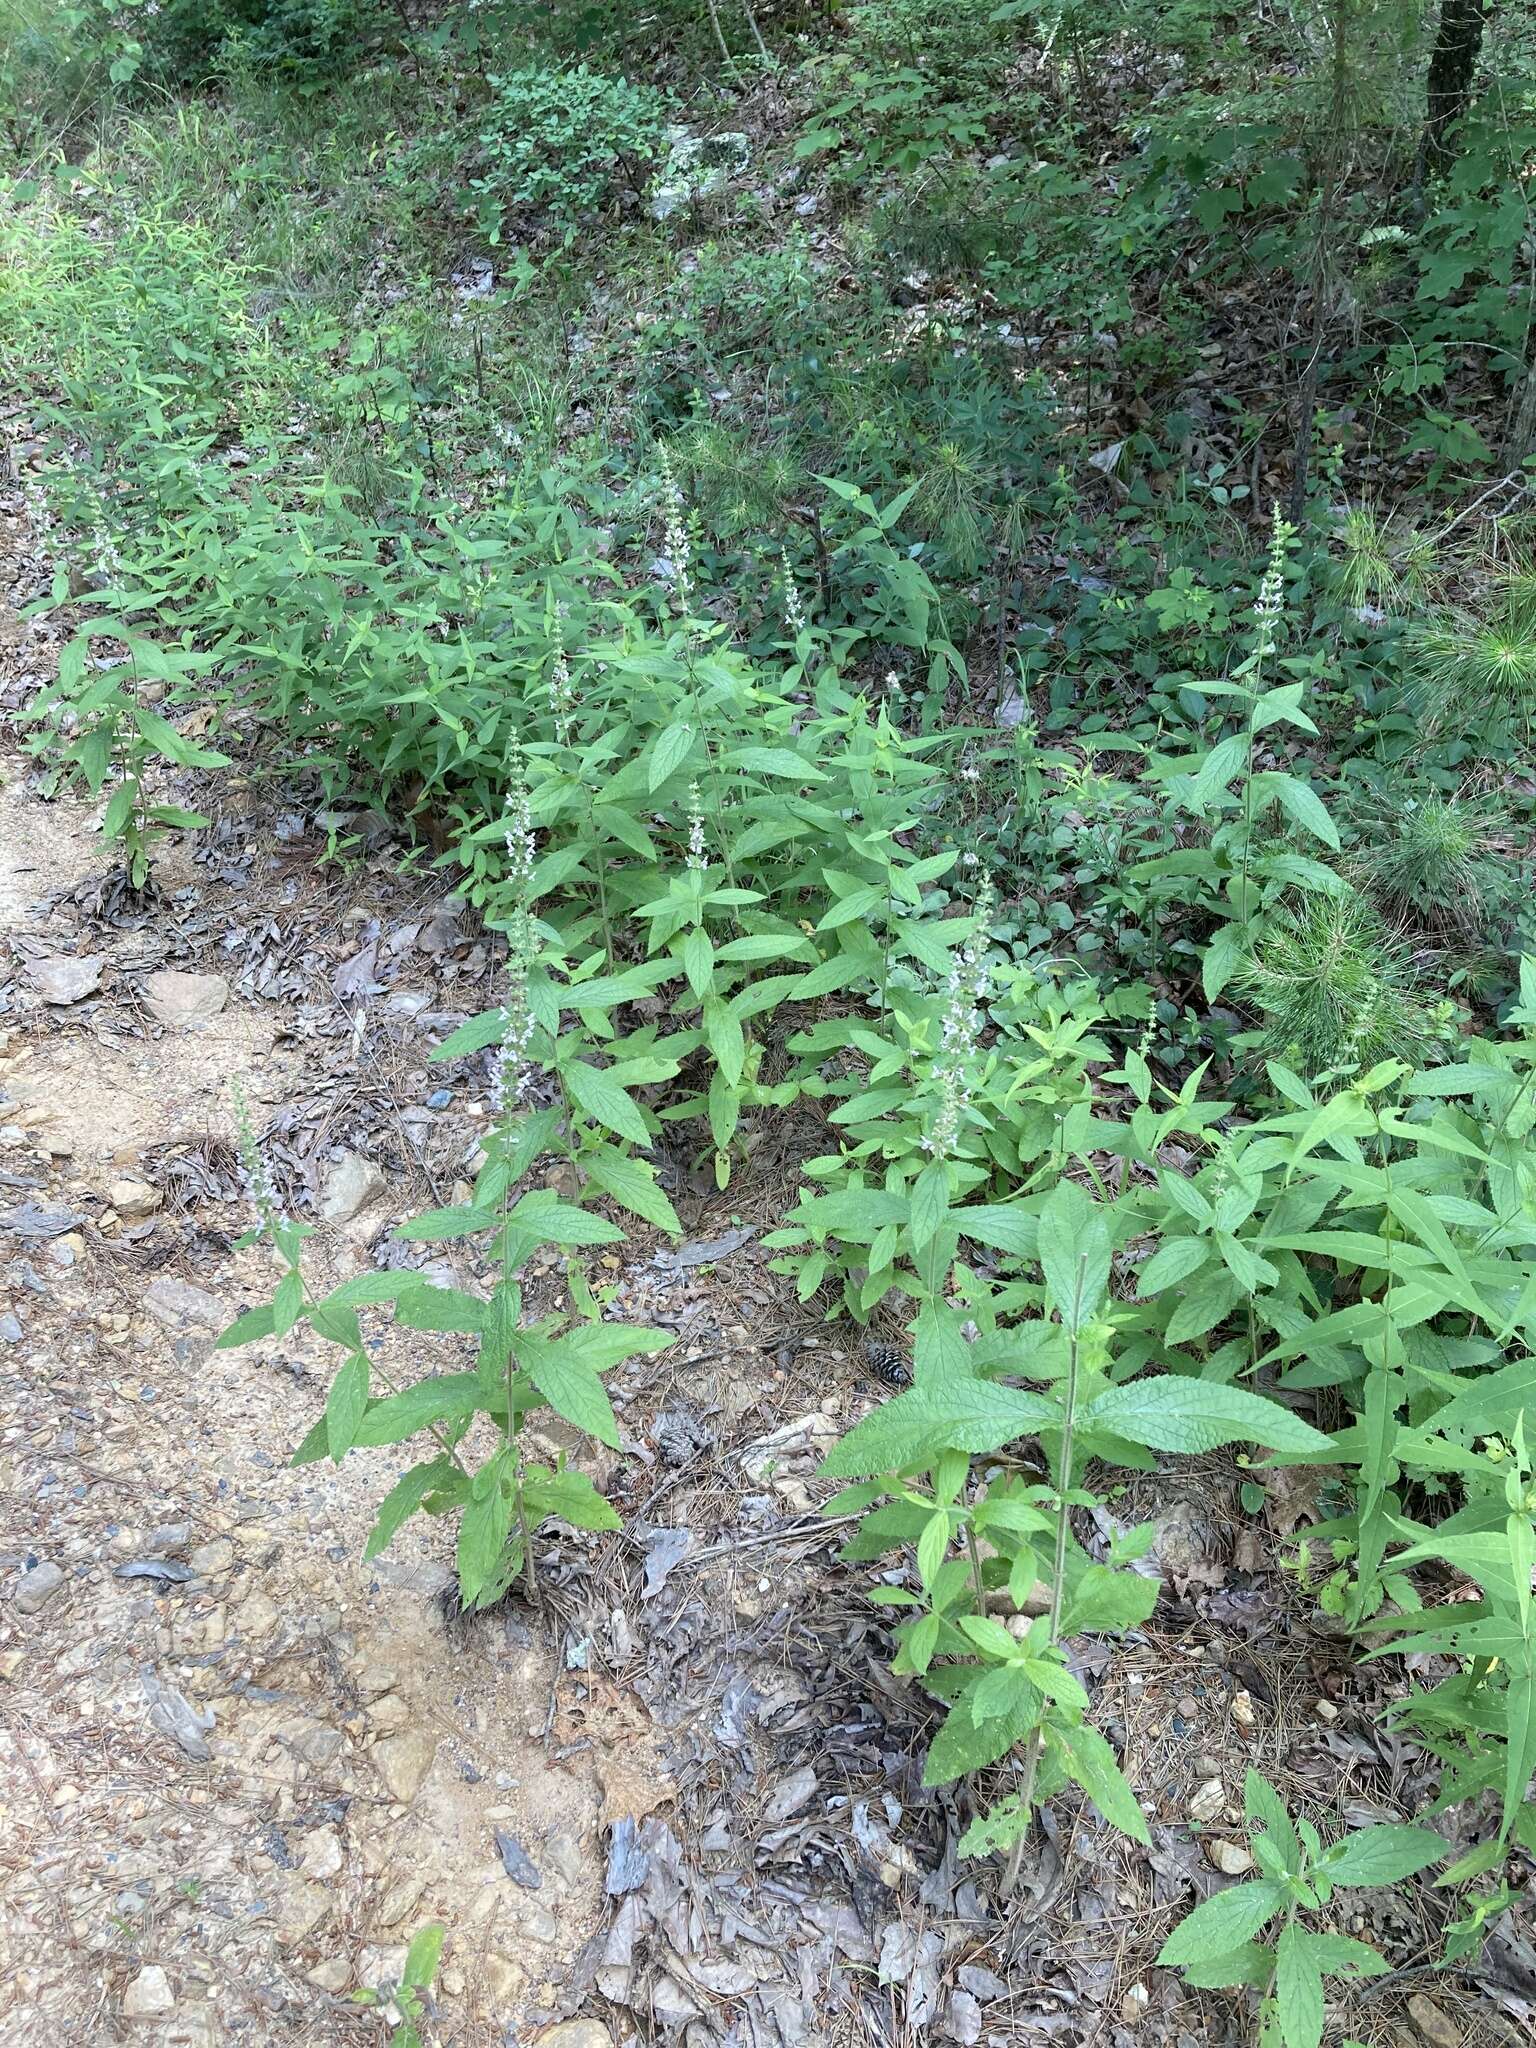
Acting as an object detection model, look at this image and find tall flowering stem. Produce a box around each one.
[491,756,539,1127]
[922,875,997,1162]
[547,605,574,748]
[655,444,692,616]
[684,780,709,872]
[1239,503,1296,927]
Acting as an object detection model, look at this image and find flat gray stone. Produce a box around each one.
[29,955,103,1004]
[143,970,229,1030]
[13,1562,66,1614]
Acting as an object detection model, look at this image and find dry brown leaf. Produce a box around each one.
[595,1738,675,1828]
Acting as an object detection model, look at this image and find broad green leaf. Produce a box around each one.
[923,1684,1041,1786]
[1156,1881,1286,1967]
[1084,1377,1333,1456]
[393,1203,499,1242]
[522,1465,621,1531]
[1255,770,1340,850]
[822,1380,1060,1477]
[1274,1924,1325,2048]
[525,1344,620,1448]
[216,1302,277,1350]
[1323,1824,1443,1886]
[325,1351,369,1461]
[400,1922,446,1991]
[909,1161,950,1252]
[1055,1721,1150,1844]
[583,1149,682,1235]
[457,1471,512,1606]
[1137,1237,1210,1295]
[363,1456,457,1561]
[648,719,696,792]
[563,1058,650,1145]
[352,1373,481,1448]
[1037,1179,1109,1330]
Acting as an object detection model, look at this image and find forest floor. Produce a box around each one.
[1,451,1531,2048]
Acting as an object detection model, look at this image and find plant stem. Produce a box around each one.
[1004,1252,1086,1895]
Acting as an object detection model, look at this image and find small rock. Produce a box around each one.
[319,1152,387,1226]
[375,1872,428,1928]
[541,1830,588,1887]
[1188,1778,1225,1824]
[235,1589,280,1639]
[108,1179,162,1219]
[539,2024,614,2048]
[1231,1689,1257,1730]
[358,1944,409,1989]
[1177,1696,1198,1717]
[0,1310,23,1343]
[298,1827,343,1880]
[0,1650,25,1680]
[30,955,104,1005]
[274,1874,332,1946]
[143,970,229,1030]
[122,1966,175,2020]
[13,1561,66,1614]
[483,1955,525,2007]
[307,1958,350,1993]
[374,1729,437,1805]
[144,1278,225,1330]
[493,1829,541,1889]
[1407,1994,1462,2048]
[520,1901,559,1944]
[1207,1839,1255,1875]
[1314,1698,1339,1722]
[189,1539,233,1575]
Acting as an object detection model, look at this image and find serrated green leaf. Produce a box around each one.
[363,1456,457,1561]
[1324,1824,1443,1886]
[1275,1924,1325,2048]
[822,1380,1060,1477]
[1086,1377,1332,1455]
[583,1149,682,1234]
[563,1058,651,1145]
[1156,1881,1286,1967]
[648,719,696,792]
[325,1351,369,1461]
[1055,1721,1150,1844]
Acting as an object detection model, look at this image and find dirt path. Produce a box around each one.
[0,495,610,2043]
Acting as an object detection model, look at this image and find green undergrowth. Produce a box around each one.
[6,2,1536,2036]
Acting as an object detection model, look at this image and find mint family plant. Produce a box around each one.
[819,1181,1332,1863]
[1156,1771,1443,2048]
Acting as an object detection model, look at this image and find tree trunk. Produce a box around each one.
[1422,0,1489,176]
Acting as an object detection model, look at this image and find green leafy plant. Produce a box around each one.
[351,1921,445,2047]
[29,625,228,888]
[819,1179,1332,1864]
[1156,1770,1442,2048]
[468,65,668,239]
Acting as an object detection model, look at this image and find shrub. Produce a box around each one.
[144,0,366,83]
[469,65,668,240]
